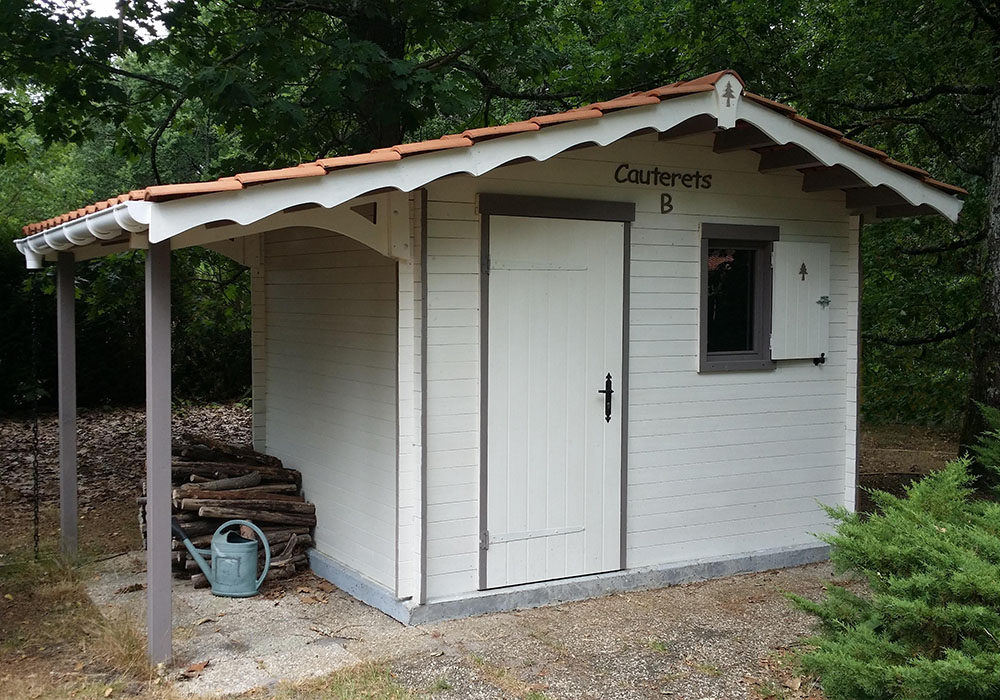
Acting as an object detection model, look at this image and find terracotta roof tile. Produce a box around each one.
[742,92,797,115]
[587,95,661,111]
[144,178,243,201]
[462,121,540,140]
[923,178,968,196]
[387,136,473,155]
[236,164,326,185]
[530,109,602,126]
[885,158,930,177]
[840,138,888,159]
[684,70,745,87]
[19,69,965,237]
[642,84,715,99]
[315,151,402,169]
[791,114,843,138]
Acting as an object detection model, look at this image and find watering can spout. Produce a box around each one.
[172,517,214,586]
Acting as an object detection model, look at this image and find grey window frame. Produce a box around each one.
[699,223,779,372]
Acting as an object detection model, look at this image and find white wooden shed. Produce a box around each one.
[15,70,966,662]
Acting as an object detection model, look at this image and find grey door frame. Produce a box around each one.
[477,193,635,590]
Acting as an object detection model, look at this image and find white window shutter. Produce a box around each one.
[770,241,831,360]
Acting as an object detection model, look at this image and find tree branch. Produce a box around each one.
[898,231,986,255]
[844,115,989,178]
[149,94,187,185]
[81,59,181,92]
[967,0,1000,34]
[413,41,476,72]
[864,317,977,346]
[826,84,992,112]
[453,62,580,103]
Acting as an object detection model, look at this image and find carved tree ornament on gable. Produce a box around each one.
[799,262,808,281]
[722,81,737,108]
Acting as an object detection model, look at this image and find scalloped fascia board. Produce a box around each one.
[147,93,719,243]
[739,101,961,221]
[16,80,964,269]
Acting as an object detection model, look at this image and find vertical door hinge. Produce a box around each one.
[479,531,490,551]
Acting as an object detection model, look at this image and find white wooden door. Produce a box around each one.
[484,215,624,589]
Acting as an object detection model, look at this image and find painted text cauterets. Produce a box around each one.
[614,164,713,189]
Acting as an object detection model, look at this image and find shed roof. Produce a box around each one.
[19,69,966,239]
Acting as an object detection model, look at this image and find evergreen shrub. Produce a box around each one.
[791,457,1000,699]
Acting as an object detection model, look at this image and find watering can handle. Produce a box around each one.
[216,519,272,590]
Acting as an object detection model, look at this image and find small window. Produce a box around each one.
[700,224,778,372]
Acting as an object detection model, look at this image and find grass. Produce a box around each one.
[647,638,671,653]
[0,536,156,698]
[264,662,418,699]
[430,675,452,691]
[468,654,550,699]
[754,679,790,699]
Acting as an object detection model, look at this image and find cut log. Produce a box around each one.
[176,482,298,497]
[191,573,209,589]
[175,526,312,551]
[182,498,315,514]
[171,461,300,484]
[197,506,316,527]
[270,553,308,569]
[275,534,298,560]
[180,433,283,468]
[177,471,262,492]
[177,520,219,538]
[266,564,297,581]
[175,488,304,503]
[239,526,311,547]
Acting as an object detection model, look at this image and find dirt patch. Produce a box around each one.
[3,407,953,698]
[0,405,252,699]
[0,404,252,561]
[857,424,960,512]
[384,564,845,700]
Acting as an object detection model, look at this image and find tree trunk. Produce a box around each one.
[960,90,1000,470]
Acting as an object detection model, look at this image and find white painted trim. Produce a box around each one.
[147,97,716,243]
[739,101,962,221]
[14,80,963,268]
[14,201,151,267]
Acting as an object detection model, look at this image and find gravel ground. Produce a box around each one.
[87,556,844,699]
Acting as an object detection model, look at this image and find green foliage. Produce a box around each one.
[0,116,250,412]
[791,461,1000,699]
[1,0,996,424]
[966,403,1000,484]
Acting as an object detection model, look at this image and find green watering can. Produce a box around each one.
[172,518,271,597]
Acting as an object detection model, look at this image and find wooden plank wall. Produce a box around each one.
[260,226,398,589]
[422,132,855,600]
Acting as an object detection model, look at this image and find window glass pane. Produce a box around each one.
[706,247,755,353]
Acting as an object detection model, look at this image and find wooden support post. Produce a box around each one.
[57,253,77,558]
[145,242,172,664]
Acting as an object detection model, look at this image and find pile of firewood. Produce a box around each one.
[138,434,315,587]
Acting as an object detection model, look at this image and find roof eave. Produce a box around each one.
[15,201,151,268]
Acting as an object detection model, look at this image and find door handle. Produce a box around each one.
[597,373,614,423]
